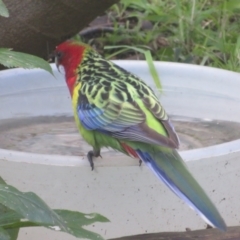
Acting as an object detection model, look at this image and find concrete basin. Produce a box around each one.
[0,61,240,239]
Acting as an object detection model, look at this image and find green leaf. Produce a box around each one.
[105,45,162,92]
[0,210,19,239]
[144,50,162,91]
[55,210,109,240]
[0,227,10,240]
[6,229,18,240]
[0,184,108,240]
[0,176,6,184]
[0,178,19,240]
[0,208,30,229]
[0,0,9,17]
[0,48,53,75]
[0,184,69,230]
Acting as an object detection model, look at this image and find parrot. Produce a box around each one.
[54,40,226,231]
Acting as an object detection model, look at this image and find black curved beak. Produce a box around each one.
[55,56,60,72]
[48,52,60,72]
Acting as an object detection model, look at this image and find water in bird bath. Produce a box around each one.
[0,115,239,156]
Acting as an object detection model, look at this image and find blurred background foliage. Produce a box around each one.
[81,0,240,72]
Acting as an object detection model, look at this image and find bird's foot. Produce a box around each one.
[87,149,101,170]
[206,224,213,229]
[139,159,142,167]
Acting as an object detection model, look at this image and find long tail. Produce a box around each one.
[136,148,227,231]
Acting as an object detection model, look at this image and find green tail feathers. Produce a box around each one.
[137,149,227,231]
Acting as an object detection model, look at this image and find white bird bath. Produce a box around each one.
[0,61,240,240]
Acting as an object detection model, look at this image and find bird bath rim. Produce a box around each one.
[0,61,240,166]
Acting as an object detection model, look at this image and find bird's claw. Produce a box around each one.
[87,150,101,170]
[139,159,142,167]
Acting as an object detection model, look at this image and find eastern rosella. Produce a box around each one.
[55,40,226,231]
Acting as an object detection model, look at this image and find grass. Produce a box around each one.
[87,0,240,72]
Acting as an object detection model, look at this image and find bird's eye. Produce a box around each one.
[56,51,63,59]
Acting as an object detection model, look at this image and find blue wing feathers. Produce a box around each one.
[77,104,177,147]
[78,103,139,132]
